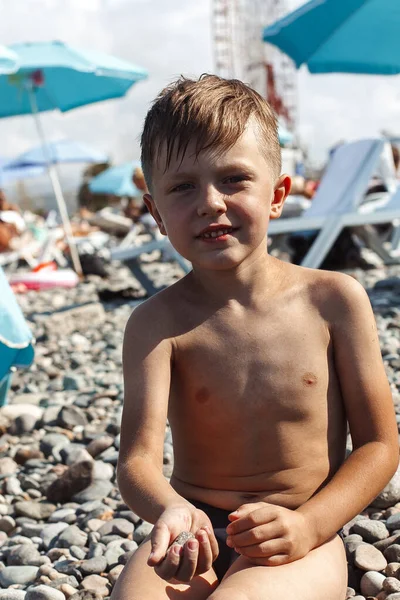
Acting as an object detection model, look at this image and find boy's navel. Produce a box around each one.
[195,386,210,404]
[302,372,318,386]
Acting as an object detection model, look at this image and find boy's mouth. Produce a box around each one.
[197,225,237,240]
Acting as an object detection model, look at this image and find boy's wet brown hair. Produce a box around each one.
[140,74,281,191]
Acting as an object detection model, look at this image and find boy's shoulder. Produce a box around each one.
[291,264,371,324]
[124,275,190,340]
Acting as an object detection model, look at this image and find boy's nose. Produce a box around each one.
[197,187,227,217]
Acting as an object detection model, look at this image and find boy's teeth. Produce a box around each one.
[203,228,231,239]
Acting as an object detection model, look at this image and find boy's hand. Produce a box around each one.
[226,501,314,566]
[147,503,219,582]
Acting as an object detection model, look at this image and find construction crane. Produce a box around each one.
[212,0,298,132]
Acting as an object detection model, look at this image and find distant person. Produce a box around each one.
[0,189,20,213]
[366,143,400,196]
[0,189,24,252]
[113,75,398,600]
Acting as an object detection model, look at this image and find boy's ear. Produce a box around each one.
[270,174,292,220]
[143,194,167,235]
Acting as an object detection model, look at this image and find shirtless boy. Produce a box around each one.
[112,75,399,600]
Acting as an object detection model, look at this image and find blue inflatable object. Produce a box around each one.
[0,266,34,406]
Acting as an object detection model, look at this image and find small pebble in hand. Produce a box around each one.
[168,531,196,550]
[163,531,196,560]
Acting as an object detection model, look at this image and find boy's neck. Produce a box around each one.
[190,247,286,308]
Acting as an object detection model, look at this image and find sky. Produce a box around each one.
[1,0,400,185]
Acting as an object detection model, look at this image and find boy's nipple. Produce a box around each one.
[302,372,318,387]
[195,386,210,404]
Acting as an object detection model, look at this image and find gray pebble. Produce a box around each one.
[0,516,16,534]
[98,519,133,539]
[353,519,390,542]
[5,477,24,496]
[14,502,56,521]
[385,544,400,563]
[6,544,42,566]
[72,481,113,504]
[104,545,125,570]
[69,546,87,560]
[80,557,107,575]
[56,526,88,549]
[354,544,387,572]
[132,521,153,544]
[25,586,65,600]
[48,509,77,524]
[360,570,386,596]
[387,513,400,531]
[0,592,27,600]
[384,577,400,593]
[0,565,39,586]
[40,523,69,550]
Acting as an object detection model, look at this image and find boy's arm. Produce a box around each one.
[297,275,399,547]
[118,300,219,580]
[117,301,188,524]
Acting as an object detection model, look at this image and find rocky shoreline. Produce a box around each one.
[1,259,400,600]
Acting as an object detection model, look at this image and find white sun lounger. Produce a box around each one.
[268,139,398,268]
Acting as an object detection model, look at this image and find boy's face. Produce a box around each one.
[144,122,291,270]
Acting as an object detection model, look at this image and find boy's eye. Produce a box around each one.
[224,175,247,184]
[171,183,194,192]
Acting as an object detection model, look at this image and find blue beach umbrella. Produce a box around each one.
[0,266,34,406]
[89,161,141,197]
[0,41,148,274]
[263,0,400,75]
[0,157,45,185]
[0,41,148,117]
[0,45,18,74]
[6,139,108,168]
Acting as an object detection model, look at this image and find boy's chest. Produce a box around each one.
[171,310,334,419]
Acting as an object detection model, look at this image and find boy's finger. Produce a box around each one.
[148,521,170,565]
[226,508,275,535]
[227,502,274,523]
[203,526,219,561]
[155,544,183,581]
[227,522,281,548]
[234,538,284,558]
[176,539,199,582]
[195,529,213,574]
[227,502,265,521]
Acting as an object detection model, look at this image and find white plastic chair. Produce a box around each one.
[268,139,397,268]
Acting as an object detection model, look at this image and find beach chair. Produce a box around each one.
[0,266,34,406]
[268,139,397,268]
[330,186,400,265]
[111,235,191,296]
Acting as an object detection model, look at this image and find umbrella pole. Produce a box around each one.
[27,88,83,276]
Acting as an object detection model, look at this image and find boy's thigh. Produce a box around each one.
[209,534,347,600]
[111,537,219,600]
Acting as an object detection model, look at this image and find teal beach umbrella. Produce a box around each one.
[263,0,400,75]
[0,45,18,74]
[89,161,141,197]
[0,41,148,274]
[0,41,148,117]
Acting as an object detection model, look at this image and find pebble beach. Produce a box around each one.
[1,255,400,600]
